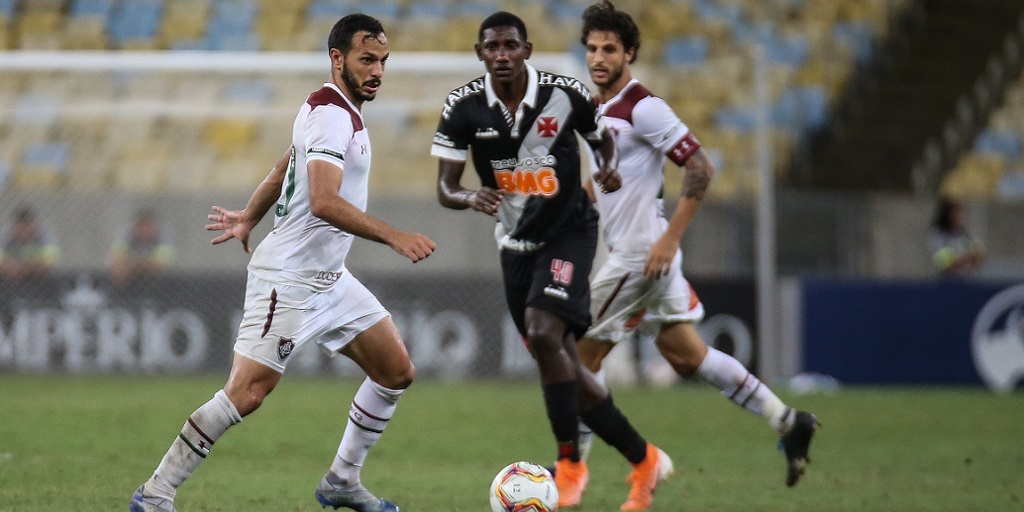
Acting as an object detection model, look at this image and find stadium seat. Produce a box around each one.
[15,142,70,188]
[662,36,710,68]
[70,0,115,19]
[973,128,1021,160]
[63,17,108,50]
[832,21,875,64]
[714,105,759,133]
[205,120,258,158]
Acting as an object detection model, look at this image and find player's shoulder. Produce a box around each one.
[440,76,486,119]
[536,70,594,103]
[305,85,363,130]
[603,81,666,124]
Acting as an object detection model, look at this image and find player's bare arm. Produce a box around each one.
[437,158,503,216]
[588,128,621,193]
[309,159,435,262]
[207,146,292,253]
[645,147,715,279]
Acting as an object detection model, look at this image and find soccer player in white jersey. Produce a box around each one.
[575,1,819,488]
[129,14,434,512]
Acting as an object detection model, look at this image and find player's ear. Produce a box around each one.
[474,42,483,60]
[329,48,344,68]
[524,41,533,59]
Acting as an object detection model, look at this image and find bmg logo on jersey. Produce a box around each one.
[494,167,559,197]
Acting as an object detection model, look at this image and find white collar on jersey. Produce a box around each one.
[484,64,539,110]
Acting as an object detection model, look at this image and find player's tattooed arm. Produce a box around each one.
[682,148,714,200]
[645,147,715,279]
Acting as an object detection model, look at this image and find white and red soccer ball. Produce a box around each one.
[488,461,559,512]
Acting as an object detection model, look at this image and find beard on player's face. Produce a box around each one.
[342,61,378,102]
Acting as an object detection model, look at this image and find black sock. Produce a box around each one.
[542,380,580,461]
[580,395,647,464]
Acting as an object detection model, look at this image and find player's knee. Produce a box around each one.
[656,341,702,376]
[224,384,273,416]
[377,361,416,390]
[525,328,561,357]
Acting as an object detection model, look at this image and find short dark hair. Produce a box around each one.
[328,13,385,54]
[478,11,527,42]
[580,1,641,63]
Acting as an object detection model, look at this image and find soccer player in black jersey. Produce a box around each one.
[431,11,671,511]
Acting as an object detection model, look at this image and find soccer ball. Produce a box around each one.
[488,461,559,512]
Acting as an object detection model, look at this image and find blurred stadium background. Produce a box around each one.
[0,0,1022,390]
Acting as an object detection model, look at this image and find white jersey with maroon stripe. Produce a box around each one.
[248,82,372,292]
[590,79,700,261]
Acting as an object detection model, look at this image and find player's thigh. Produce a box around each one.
[234,275,321,373]
[340,316,414,389]
[524,230,597,340]
[644,254,705,326]
[586,260,650,344]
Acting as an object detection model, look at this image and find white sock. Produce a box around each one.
[146,390,242,499]
[576,368,603,462]
[329,378,404,486]
[697,348,793,435]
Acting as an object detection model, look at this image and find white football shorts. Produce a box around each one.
[585,249,705,343]
[234,271,389,372]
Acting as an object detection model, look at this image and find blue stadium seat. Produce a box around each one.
[765,35,808,67]
[21,142,70,171]
[451,0,500,18]
[70,0,115,18]
[108,0,162,43]
[225,79,273,103]
[714,105,758,132]
[307,0,353,20]
[833,21,874,64]
[550,1,588,24]
[974,129,1021,159]
[406,0,449,20]
[359,0,400,23]
[662,36,709,67]
[693,0,743,27]
[774,85,828,133]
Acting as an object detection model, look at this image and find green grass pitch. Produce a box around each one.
[0,375,1021,511]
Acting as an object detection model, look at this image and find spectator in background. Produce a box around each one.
[0,205,60,280]
[930,197,984,277]
[110,208,174,285]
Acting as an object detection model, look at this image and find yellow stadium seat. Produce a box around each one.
[63,18,108,50]
[205,120,258,158]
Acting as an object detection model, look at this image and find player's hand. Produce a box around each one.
[467,187,504,216]
[207,206,253,253]
[644,236,677,279]
[390,232,436,263]
[593,168,622,194]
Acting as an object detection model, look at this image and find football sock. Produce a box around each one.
[330,378,404,485]
[146,390,242,500]
[542,380,581,462]
[580,396,647,464]
[576,368,603,462]
[697,347,792,435]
